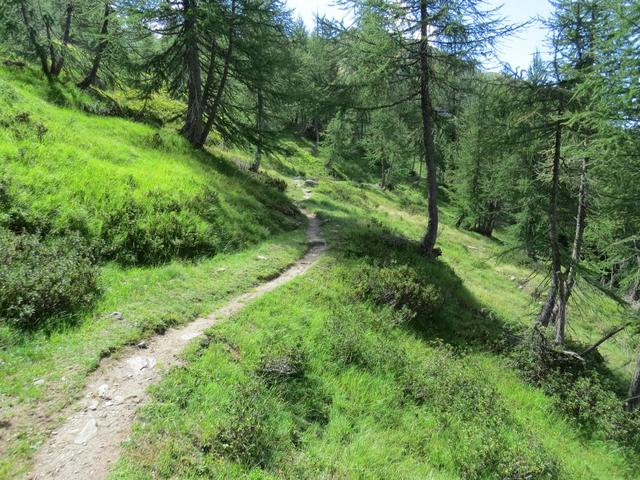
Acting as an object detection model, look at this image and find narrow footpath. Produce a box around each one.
[30,199,325,480]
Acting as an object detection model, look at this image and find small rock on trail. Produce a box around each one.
[97,384,110,399]
[74,418,97,445]
[126,356,156,374]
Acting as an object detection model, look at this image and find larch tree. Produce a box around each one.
[338,0,516,257]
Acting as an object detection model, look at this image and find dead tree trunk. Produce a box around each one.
[419,0,439,258]
[250,89,264,172]
[78,2,111,89]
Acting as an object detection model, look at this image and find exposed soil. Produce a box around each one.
[29,207,325,480]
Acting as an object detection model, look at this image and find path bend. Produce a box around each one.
[30,208,325,480]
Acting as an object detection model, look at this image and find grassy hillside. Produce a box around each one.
[110,148,640,478]
[1,66,639,479]
[0,66,300,265]
[0,67,307,477]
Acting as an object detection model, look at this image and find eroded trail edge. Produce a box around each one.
[30,208,325,480]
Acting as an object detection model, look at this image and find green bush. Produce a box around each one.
[250,171,287,193]
[0,229,99,329]
[100,195,218,265]
[402,344,559,479]
[210,383,280,468]
[354,262,443,326]
[509,329,640,452]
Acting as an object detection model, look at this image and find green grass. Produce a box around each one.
[110,258,636,479]
[0,229,308,479]
[0,66,308,478]
[0,66,300,265]
[110,148,640,478]
[2,65,639,479]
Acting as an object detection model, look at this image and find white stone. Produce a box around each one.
[97,384,110,399]
[74,418,97,444]
[126,356,157,374]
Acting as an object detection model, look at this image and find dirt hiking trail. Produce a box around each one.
[29,202,325,480]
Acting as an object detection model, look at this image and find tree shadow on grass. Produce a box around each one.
[309,195,634,397]
[309,198,512,351]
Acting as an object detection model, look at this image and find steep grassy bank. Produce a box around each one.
[0,66,300,267]
[0,67,307,477]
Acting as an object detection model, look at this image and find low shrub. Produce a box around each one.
[210,383,281,468]
[0,229,99,329]
[509,328,640,452]
[251,171,287,192]
[100,195,218,265]
[401,343,560,479]
[326,305,406,371]
[354,262,443,326]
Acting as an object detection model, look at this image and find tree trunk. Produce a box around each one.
[250,89,264,172]
[419,0,439,257]
[180,0,205,146]
[551,157,588,323]
[198,0,236,148]
[627,352,640,411]
[630,240,640,303]
[50,2,73,76]
[539,106,564,328]
[312,118,320,156]
[77,2,111,89]
[554,276,567,345]
[19,1,50,77]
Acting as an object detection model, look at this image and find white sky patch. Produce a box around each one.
[285,0,553,72]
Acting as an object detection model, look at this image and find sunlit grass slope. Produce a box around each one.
[111,144,639,479]
[0,66,300,265]
[0,66,307,478]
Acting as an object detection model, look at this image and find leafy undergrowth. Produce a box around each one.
[111,220,636,479]
[0,228,307,479]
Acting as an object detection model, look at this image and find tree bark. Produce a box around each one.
[539,105,564,329]
[198,0,236,148]
[630,240,640,303]
[627,352,640,411]
[19,1,50,77]
[250,89,264,172]
[180,0,205,146]
[312,118,320,156]
[50,2,73,76]
[419,0,439,257]
[551,157,588,324]
[77,2,111,89]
